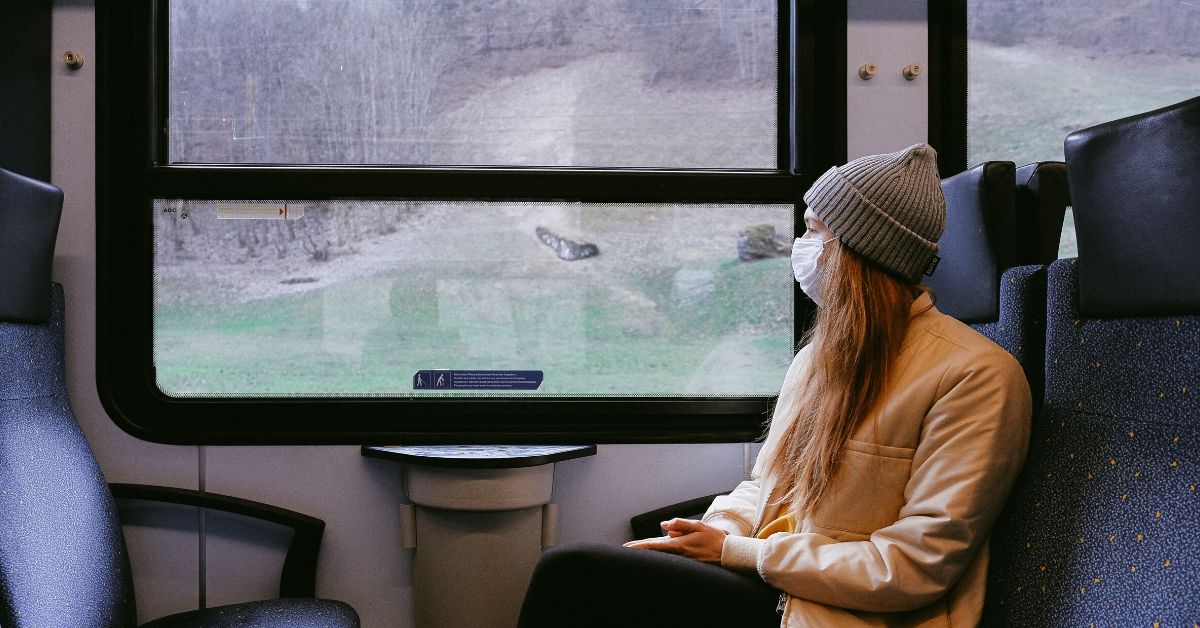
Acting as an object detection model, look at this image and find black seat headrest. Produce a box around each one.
[0,168,64,323]
[926,161,1016,324]
[1014,161,1070,267]
[1065,95,1200,318]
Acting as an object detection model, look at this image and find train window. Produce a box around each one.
[964,1,1200,258]
[167,1,777,169]
[98,2,846,443]
[153,199,793,398]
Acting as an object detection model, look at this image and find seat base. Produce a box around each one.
[139,598,359,628]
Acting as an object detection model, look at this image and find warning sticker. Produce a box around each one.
[412,370,543,391]
[217,202,303,220]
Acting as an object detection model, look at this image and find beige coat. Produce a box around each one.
[703,293,1031,627]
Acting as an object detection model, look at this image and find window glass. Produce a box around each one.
[168,0,778,168]
[1058,208,1076,260]
[154,200,795,397]
[966,1,1200,258]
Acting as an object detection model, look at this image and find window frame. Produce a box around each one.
[96,0,847,445]
[927,0,968,177]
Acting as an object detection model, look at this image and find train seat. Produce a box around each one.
[1013,161,1069,268]
[927,160,1019,325]
[0,169,360,627]
[927,160,1050,410]
[0,168,62,323]
[983,96,1200,625]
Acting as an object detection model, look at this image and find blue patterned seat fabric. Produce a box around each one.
[0,285,360,628]
[983,258,1199,626]
[139,598,360,628]
[1,284,136,626]
[968,263,1047,411]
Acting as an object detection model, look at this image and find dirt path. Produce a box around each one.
[430,53,617,165]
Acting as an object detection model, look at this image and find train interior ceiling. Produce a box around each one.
[1,0,1197,626]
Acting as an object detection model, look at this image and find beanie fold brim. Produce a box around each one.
[801,146,945,283]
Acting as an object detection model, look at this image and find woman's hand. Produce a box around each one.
[622,518,727,564]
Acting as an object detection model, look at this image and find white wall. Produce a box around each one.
[48,2,929,626]
[847,1,930,159]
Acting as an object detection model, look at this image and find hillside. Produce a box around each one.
[970,0,1200,56]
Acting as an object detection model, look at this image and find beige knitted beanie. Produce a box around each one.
[802,143,946,283]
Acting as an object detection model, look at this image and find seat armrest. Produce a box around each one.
[109,483,323,598]
[630,493,728,540]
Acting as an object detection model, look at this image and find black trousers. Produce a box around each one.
[517,542,783,627]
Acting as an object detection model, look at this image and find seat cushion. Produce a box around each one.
[0,168,64,323]
[140,598,359,628]
[927,161,1017,323]
[969,264,1047,410]
[984,259,1199,626]
[1,285,137,627]
[1065,95,1200,317]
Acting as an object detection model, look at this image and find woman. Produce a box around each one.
[518,144,1031,627]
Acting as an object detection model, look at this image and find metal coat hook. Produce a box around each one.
[64,51,84,70]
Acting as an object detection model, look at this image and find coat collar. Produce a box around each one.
[902,291,942,348]
[910,290,935,318]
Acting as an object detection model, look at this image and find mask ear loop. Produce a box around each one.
[793,235,837,247]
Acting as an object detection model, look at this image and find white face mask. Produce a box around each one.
[791,236,835,305]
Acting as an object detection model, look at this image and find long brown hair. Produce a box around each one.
[765,241,921,521]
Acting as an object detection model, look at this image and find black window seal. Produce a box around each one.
[928,0,968,176]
